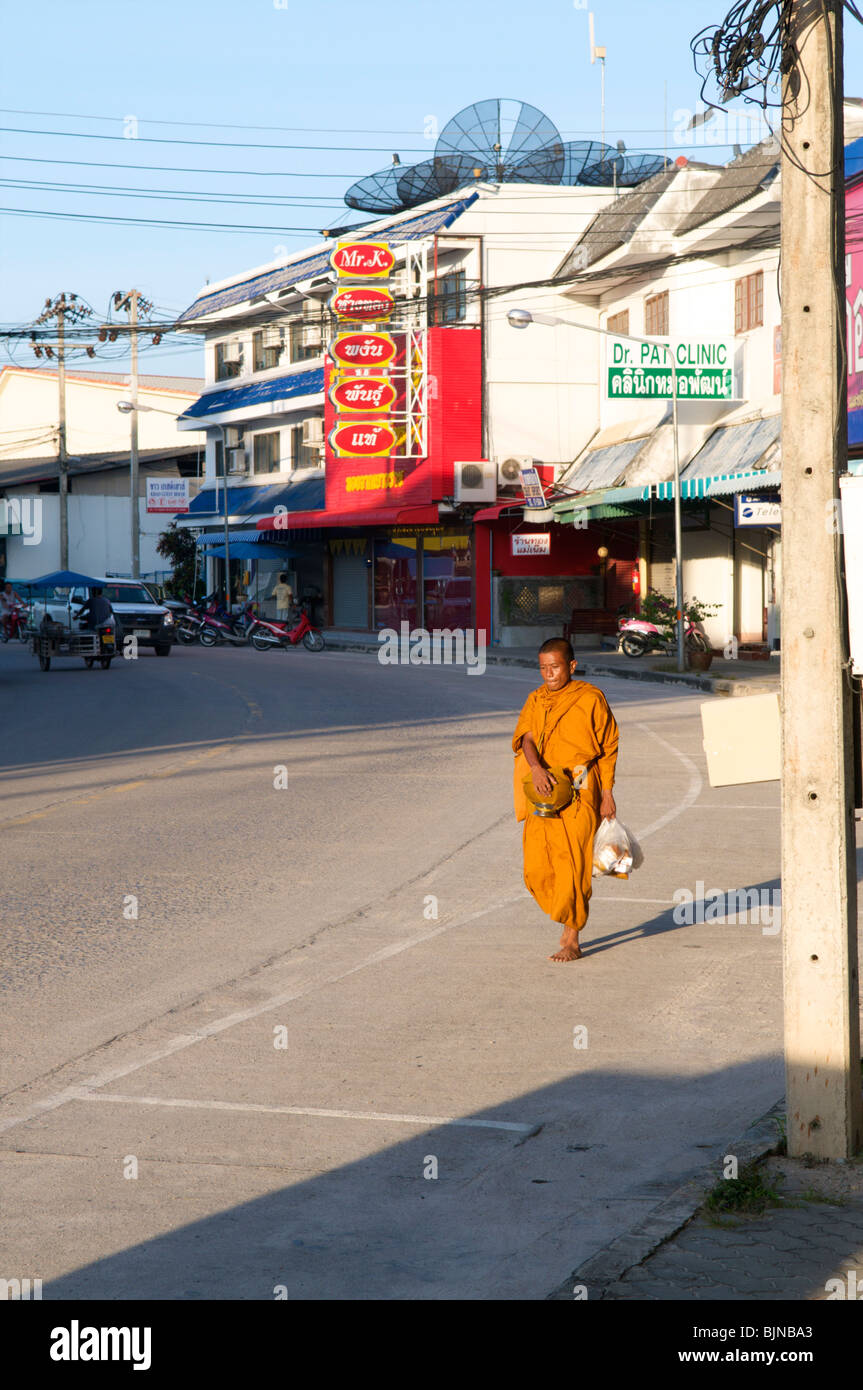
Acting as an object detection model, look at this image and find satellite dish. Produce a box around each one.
[617,154,667,186]
[434,98,563,188]
[344,165,405,214]
[396,159,456,209]
[579,148,626,186]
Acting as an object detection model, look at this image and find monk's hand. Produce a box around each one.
[600,789,616,821]
[531,767,557,798]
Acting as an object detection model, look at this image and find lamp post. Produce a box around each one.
[507,307,686,672]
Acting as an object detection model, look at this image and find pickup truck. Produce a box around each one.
[29,578,176,654]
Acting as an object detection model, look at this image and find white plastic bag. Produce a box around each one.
[592,817,644,879]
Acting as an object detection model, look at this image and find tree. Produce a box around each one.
[156,521,197,598]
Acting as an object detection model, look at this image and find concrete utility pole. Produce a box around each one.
[57,296,68,570]
[129,290,140,579]
[781,0,862,1158]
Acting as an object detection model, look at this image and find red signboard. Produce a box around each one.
[329,376,398,414]
[330,286,395,321]
[330,241,395,278]
[330,421,400,457]
[328,332,398,368]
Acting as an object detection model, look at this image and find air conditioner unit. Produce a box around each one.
[261,324,283,348]
[302,417,324,445]
[301,323,322,349]
[220,341,243,362]
[302,297,323,321]
[226,446,247,474]
[498,455,533,488]
[454,459,496,504]
[224,426,243,449]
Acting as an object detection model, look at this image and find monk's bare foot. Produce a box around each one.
[549,928,582,962]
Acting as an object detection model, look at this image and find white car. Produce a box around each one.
[30,579,175,655]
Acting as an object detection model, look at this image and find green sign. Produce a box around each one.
[607,339,735,400]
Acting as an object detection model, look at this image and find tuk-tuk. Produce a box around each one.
[25,570,118,671]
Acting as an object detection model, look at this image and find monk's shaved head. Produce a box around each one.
[539,637,574,663]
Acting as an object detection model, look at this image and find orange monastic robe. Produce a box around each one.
[512,680,619,932]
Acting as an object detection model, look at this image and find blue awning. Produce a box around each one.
[186,484,274,517]
[198,543,291,560]
[179,366,324,422]
[176,194,479,324]
[253,475,325,513]
[196,529,296,546]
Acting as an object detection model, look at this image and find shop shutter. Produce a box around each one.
[332,550,368,627]
[650,558,677,599]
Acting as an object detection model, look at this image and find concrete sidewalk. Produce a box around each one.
[323,629,781,697]
[550,1114,863,1301]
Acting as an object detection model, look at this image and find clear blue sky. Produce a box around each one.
[2,0,862,377]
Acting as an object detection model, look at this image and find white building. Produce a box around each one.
[0,368,205,582]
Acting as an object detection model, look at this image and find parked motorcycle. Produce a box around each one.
[248,606,325,653]
[0,603,30,643]
[198,602,257,647]
[618,615,710,658]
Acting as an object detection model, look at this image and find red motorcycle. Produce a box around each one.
[198,602,256,647]
[248,606,325,652]
[1,603,29,643]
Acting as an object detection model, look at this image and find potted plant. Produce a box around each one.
[639,589,718,669]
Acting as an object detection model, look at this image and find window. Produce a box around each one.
[215,339,244,381]
[606,309,630,336]
[735,271,763,334]
[253,431,281,474]
[289,317,323,362]
[291,423,321,470]
[214,428,245,476]
[252,328,285,372]
[644,292,669,337]
[430,270,466,324]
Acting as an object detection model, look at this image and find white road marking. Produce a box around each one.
[632,722,703,841]
[78,1091,538,1134]
[0,720,703,1140]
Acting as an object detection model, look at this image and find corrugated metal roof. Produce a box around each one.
[179,366,324,420]
[681,416,780,479]
[556,168,678,275]
[563,436,648,491]
[676,139,780,235]
[176,194,479,325]
[0,366,204,391]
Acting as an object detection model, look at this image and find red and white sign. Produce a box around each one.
[330,286,395,321]
[330,421,400,457]
[329,375,398,414]
[328,332,398,368]
[511,532,551,557]
[147,478,190,513]
[330,241,395,279]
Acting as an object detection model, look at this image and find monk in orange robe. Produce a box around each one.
[512,638,619,961]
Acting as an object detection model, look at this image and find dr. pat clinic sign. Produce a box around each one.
[607,340,734,400]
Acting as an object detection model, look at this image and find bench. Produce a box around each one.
[563,609,620,640]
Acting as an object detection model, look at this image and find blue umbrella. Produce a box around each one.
[24,570,104,588]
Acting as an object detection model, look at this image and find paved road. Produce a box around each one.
[0,638,800,1299]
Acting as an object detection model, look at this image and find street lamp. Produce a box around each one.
[507,307,686,671]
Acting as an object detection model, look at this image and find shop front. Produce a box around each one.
[326,525,472,631]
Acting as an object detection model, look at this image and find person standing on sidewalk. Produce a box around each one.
[512,638,619,962]
[271,572,294,622]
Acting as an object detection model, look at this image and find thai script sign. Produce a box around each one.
[330,285,395,321]
[520,466,548,509]
[330,241,395,278]
[146,478,190,513]
[329,375,398,413]
[330,421,400,457]
[511,532,551,556]
[328,332,398,368]
[607,339,734,399]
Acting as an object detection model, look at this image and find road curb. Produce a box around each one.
[322,640,780,697]
[545,1100,785,1300]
